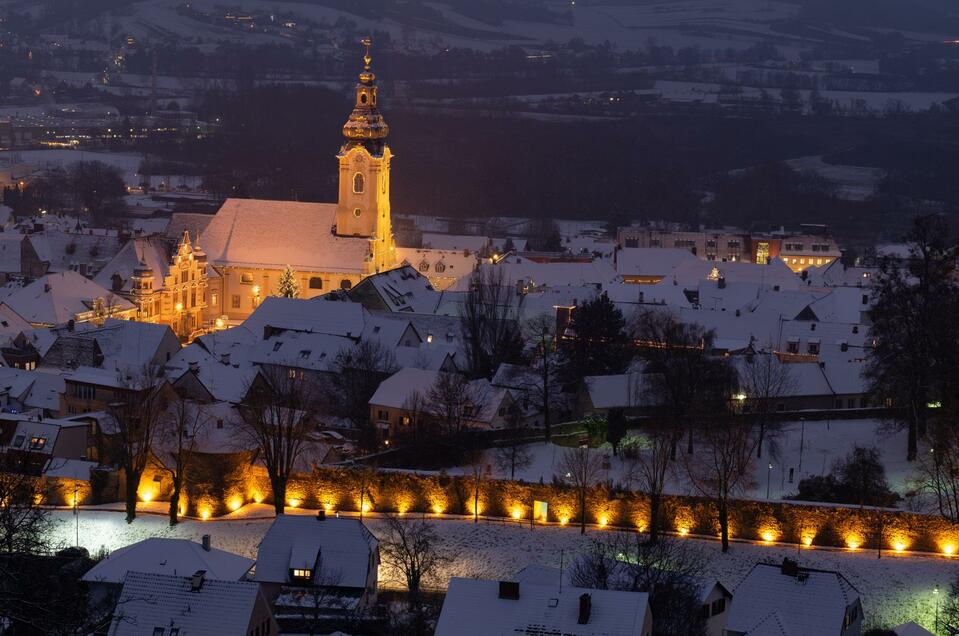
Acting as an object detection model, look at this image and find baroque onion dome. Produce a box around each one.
[341,37,389,155]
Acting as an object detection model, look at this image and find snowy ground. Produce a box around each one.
[456,417,920,502]
[48,504,949,631]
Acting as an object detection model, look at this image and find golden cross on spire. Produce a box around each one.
[361,37,372,71]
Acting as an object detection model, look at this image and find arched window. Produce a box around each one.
[360,93,368,105]
[418,260,430,272]
[309,277,323,290]
[353,173,365,194]
[435,261,446,273]
[340,279,353,290]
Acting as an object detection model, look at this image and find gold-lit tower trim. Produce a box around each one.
[342,36,389,144]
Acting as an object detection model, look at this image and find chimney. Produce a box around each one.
[201,534,211,551]
[190,569,207,592]
[577,593,592,624]
[317,509,326,521]
[780,557,799,577]
[498,581,520,600]
[220,353,230,365]
[67,319,75,332]
[717,276,726,289]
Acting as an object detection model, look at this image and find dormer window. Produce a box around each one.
[29,435,46,450]
[291,568,312,580]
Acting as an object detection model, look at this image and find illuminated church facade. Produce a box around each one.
[199,40,396,322]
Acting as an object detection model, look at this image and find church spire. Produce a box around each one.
[341,37,389,152]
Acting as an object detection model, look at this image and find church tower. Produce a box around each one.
[335,38,394,274]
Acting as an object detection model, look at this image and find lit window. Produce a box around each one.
[211,292,218,306]
[292,568,312,579]
[29,436,46,450]
[353,173,365,193]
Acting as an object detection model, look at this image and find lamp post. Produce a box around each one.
[73,483,79,547]
[766,463,773,500]
[934,586,940,634]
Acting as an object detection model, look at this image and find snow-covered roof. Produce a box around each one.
[894,621,935,636]
[435,578,651,636]
[725,561,860,636]
[42,318,179,370]
[167,338,260,404]
[110,571,265,636]
[4,271,134,326]
[349,264,442,314]
[42,457,96,480]
[93,235,171,293]
[251,331,349,373]
[0,367,65,411]
[26,229,122,274]
[583,372,647,409]
[202,199,370,272]
[241,296,368,339]
[82,537,253,585]
[253,515,377,589]
[615,247,699,277]
[395,247,477,284]
[369,367,441,410]
[452,256,617,291]
[0,233,24,273]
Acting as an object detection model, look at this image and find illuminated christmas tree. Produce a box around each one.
[277,265,299,298]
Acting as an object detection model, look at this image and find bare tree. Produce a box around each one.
[494,407,532,480]
[913,424,959,522]
[522,313,564,440]
[633,309,724,458]
[106,368,169,524]
[683,417,760,552]
[400,389,430,442]
[460,266,524,379]
[239,366,317,515]
[624,420,675,544]
[330,339,398,450]
[153,393,210,525]
[738,351,795,458]
[0,459,51,555]
[378,514,453,608]
[559,444,605,534]
[463,450,489,523]
[569,532,708,636]
[426,372,485,438]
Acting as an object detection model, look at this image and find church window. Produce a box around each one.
[309,277,323,290]
[418,260,430,272]
[231,295,240,309]
[340,279,352,290]
[353,208,362,218]
[360,93,368,105]
[353,173,365,193]
[211,292,218,307]
[240,272,254,284]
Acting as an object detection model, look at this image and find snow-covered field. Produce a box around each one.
[456,417,920,503]
[48,504,948,630]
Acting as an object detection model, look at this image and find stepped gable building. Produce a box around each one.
[201,39,396,322]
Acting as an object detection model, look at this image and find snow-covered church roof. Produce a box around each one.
[201,199,370,273]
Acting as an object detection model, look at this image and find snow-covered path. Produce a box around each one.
[50,504,950,631]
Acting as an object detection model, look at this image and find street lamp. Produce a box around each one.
[73,483,79,547]
[766,463,773,499]
[934,586,940,634]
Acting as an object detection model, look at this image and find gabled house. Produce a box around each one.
[0,412,89,474]
[253,514,379,618]
[3,271,136,327]
[435,577,653,636]
[724,559,862,636]
[83,536,254,606]
[108,570,276,636]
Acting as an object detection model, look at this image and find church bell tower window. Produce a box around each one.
[353,173,365,193]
